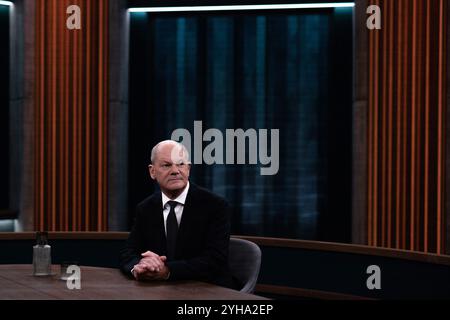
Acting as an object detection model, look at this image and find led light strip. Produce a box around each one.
[128,3,355,13]
[0,1,13,7]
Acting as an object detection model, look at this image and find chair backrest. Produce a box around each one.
[228,238,262,293]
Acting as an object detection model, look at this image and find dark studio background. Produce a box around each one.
[0,5,9,211]
[128,7,353,242]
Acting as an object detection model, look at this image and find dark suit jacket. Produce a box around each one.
[120,183,236,289]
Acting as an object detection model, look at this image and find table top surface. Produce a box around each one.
[0,264,267,300]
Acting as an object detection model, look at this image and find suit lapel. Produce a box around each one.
[148,192,167,255]
[176,184,198,253]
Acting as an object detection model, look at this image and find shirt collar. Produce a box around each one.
[161,181,190,208]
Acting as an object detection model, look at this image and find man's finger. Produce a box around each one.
[137,269,161,281]
[140,260,158,272]
[141,251,158,257]
[133,265,145,276]
[140,256,164,264]
[134,264,144,272]
[140,257,164,269]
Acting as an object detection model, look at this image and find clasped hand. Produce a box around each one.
[132,251,170,281]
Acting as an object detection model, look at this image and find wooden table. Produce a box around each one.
[0,265,267,300]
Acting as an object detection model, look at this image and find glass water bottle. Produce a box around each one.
[33,231,52,276]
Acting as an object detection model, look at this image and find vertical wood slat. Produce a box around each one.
[424,0,430,252]
[77,0,82,230]
[437,0,446,253]
[64,0,70,232]
[51,0,56,231]
[72,0,78,231]
[410,0,417,251]
[381,0,387,248]
[395,0,403,249]
[372,0,380,247]
[85,0,91,231]
[33,0,108,231]
[387,0,394,248]
[367,0,447,254]
[401,0,408,250]
[368,0,373,246]
[368,0,374,247]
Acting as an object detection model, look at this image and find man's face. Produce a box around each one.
[149,143,190,197]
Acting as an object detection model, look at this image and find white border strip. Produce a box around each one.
[0,1,13,7]
[128,3,355,13]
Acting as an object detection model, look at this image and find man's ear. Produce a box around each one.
[148,165,156,180]
[185,163,192,176]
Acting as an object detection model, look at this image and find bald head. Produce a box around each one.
[150,140,190,165]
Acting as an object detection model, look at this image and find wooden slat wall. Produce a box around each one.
[368,0,447,253]
[33,0,108,231]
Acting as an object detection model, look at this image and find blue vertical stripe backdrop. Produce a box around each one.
[128,8,353,241]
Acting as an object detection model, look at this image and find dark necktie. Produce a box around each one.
[166,201,179,260]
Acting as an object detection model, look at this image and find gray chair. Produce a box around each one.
[228,237,262,293]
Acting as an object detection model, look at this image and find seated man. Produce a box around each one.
[120,140,237,289]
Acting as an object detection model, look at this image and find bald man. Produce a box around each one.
[120,140,237,289]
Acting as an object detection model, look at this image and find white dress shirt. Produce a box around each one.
[131,182,190,278]
[161,182,190,235]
